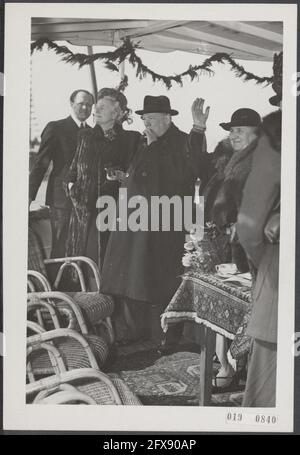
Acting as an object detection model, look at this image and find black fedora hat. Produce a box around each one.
[220,108,261,131]
[135,95,178,116]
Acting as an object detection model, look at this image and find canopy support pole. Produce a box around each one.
[119,60,125,79]
[87,46,98,100]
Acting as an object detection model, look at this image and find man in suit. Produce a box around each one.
[29,89,94,258]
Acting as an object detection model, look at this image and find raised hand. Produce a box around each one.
[192,98,210,128]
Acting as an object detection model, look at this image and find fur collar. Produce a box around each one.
[223,137,258,181]
[212,136,258,182]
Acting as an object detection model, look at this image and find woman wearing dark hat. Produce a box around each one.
[211,108,261,223]
[65,88,141,274]
[237,81,282,406]
[202,107,262,387]
[205,108,262,270]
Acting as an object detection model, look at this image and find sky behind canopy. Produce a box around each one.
[31,43,276,152]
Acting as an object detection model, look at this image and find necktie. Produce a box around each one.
[80,122,85,129]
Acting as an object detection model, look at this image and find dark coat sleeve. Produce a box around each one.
[237,134,281,268]
[124,131,143,170]
[185,129,214,183]
[29,121,58,200]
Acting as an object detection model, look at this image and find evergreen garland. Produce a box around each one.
[31,37,275,90]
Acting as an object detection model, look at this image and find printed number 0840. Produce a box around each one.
[255,415,277,424]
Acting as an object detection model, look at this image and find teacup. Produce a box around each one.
[215,263,238,276]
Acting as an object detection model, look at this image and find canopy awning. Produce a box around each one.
[31,18,283,62]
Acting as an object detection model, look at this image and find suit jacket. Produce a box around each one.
[237,126,281,343]
[29,116,86,209]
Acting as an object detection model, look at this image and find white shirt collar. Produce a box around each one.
[71,112,86,128]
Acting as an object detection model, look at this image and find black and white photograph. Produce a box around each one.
[2,2,298,433]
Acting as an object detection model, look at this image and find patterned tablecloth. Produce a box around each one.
[161,271,253,358]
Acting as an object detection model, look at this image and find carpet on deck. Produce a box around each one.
[107,343,245,406]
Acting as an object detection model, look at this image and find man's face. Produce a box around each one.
[142,112,171,137]
[229,126,258,152]
[71,91,94,122]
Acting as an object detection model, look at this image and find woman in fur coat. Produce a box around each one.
[203,108,262,388]
[204,108,262,272]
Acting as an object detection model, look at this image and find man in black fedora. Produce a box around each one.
[101,95,211,351]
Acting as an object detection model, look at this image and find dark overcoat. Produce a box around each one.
[100,123,210,307]
[237,111,281,343]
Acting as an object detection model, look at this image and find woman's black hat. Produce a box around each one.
[220,108,261,131]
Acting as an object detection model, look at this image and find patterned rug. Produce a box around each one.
[113,351,245,406]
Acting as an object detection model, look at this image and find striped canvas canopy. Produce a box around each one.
[31,18,283,62]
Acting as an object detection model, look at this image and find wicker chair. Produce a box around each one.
[27,327,109,380]
[27,300,109,378]
[28,226,114,343]
[33,388,98,404]
[26,367,142,406]
[32,383,98,404]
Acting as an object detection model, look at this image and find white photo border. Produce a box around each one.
[3,2,297,432]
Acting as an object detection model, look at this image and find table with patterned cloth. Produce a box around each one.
[161,270,253,405]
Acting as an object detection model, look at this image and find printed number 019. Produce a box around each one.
[227,413,242,422]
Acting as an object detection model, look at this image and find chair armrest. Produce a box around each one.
[33,381,97,404]
[27,294,61,330]
[45,260,86,291]
[27,279,35,293]
[29,291,89,335]
[33,382,82,403]
[28,270,52,292]
[27,328,99,371]
[44,256,101,291]
[27,320,46,334]
[26,341,67,382]
[26,367,122,404]
[35,389,97,405]
[33,382,77,403]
